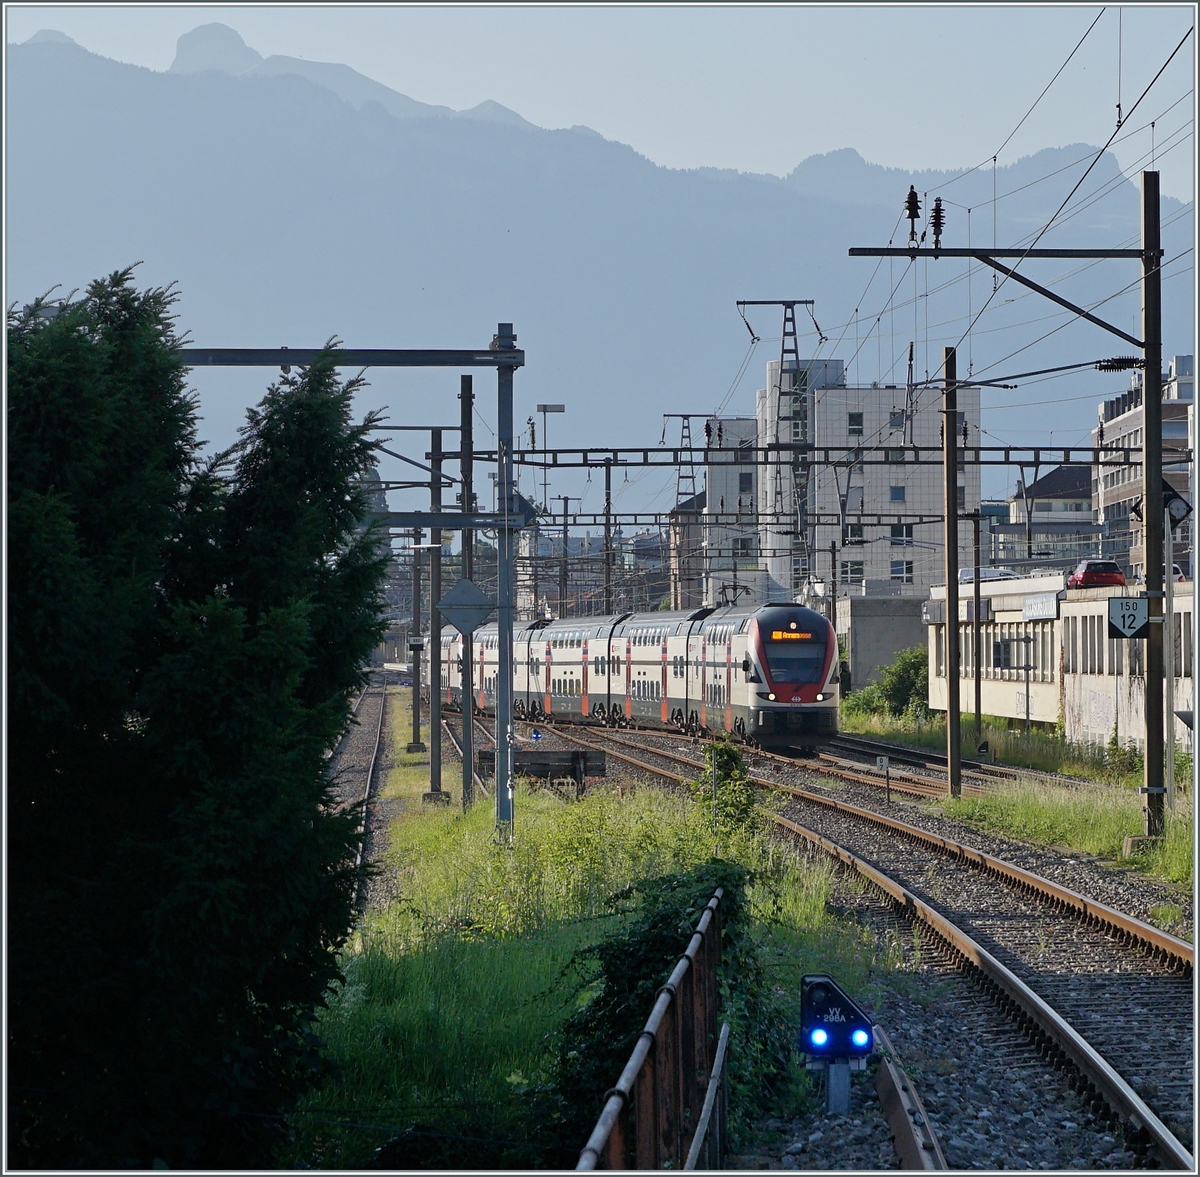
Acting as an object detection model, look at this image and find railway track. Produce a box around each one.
[535,722,1194,1170]
[327,682,388,905]
[440,717,490,799]
[829,732,1103,791]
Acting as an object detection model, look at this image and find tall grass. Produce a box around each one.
[942,778,1193,888]
[282,783,869,1167]
[841,706,1145,782]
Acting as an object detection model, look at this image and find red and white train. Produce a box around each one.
[426,602,839,750]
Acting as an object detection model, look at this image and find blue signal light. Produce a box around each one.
[851,1029,870,1048]
[810,1027,829,1047]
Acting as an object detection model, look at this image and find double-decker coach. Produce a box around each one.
[430,602,839,750]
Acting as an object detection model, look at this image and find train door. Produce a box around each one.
[725,627,733,732]
[628,633,638,715]
[582,636,590,718]
[660,630,669,723]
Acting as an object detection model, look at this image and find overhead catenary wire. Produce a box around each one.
[926,24,1195,387]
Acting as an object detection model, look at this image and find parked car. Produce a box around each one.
[1067,559,1126,588]
[1173,563,1187,582]
[959,567,1022,583]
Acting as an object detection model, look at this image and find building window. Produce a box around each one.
[889,410,905,430]
[957,485,966,508]
[848,412,864,437]
[845,523,864,544]
[886,448,906,463]
[841,560,865,581]
[890,560,914,583]
[738,471,753,494]
[890,524,913,545]
[890,485,906,502]
[1035,502,1053,512]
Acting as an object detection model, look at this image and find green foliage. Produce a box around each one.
[7,272,388,1167]
[553,861,753,1150]
[690,737,758,835]
[843,646,928,718]
[287,784,861,1166]
[944,780,1193,887]
[1106,726,1143,781]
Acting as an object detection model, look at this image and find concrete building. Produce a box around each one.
[701,415,764,607]
[836,596,927,690]
[668,490,705,610]
[1092,354,1193,578]
[924,573,1193,751]
[756,358,981,600]
[991,465,1102,572]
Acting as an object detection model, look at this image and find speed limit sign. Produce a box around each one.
[1108,597,1149,639]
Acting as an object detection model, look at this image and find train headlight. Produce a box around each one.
[768,692,776,701]
[816,693,825,701]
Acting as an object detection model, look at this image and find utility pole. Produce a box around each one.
[407,529,427,753]
[1141,172,1166,838]
[829,540,838,625]
[1164,508,1175,810]
[556,495,579,618]
[494,323,518,843]
[459,376,475,809]
[847,172,1165,827]
[425,431,446,802]
[943,347,962,797]
[603,458,613,614]
[972,512,982,745]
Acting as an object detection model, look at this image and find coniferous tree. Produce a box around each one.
[8,270,388,1167]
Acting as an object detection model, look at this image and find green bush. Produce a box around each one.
[691,737,758,836]
[844,646,928,718]
[7,274,387,1167]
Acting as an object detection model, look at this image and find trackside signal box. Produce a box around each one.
[799,975,875,1114]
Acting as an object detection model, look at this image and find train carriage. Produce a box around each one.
[428,602,839,750]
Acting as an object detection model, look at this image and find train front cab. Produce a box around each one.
[744,605,838,749]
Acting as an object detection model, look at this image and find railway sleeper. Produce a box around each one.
[878,900,1165,1165]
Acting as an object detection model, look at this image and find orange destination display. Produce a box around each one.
[771,631,813,640]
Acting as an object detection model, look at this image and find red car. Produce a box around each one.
[1067,559,1126,588]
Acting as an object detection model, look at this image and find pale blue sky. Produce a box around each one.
[6,4,1196,200]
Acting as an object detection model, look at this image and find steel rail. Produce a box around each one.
[440,717,489,799]
[351,687,388,905]
[830,733,1098,788]
[768,782,1192,971]
[553,725,1193,968]
[766,811,1194,1171]
[551,723,1193,1165]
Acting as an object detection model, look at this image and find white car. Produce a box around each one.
[959,567,1021,584]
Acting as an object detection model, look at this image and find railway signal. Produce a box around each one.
[800,974,874,1114]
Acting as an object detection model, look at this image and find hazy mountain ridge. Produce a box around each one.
[7,34,1191,501]
[168,22,537,130]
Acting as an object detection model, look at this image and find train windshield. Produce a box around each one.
[758,609,828,684]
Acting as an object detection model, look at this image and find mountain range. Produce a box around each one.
[7,25,1193,507]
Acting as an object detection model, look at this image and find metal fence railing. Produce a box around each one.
[576,887,727,1170]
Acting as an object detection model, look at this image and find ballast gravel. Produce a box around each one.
[765,760,1193,940]
[728,862,1139,1171]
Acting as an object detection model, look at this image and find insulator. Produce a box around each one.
[1095,355,1145,372]
[904,185,921,221]
[930,197,945,246]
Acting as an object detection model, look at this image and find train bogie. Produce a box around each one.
[424,602,839,750]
